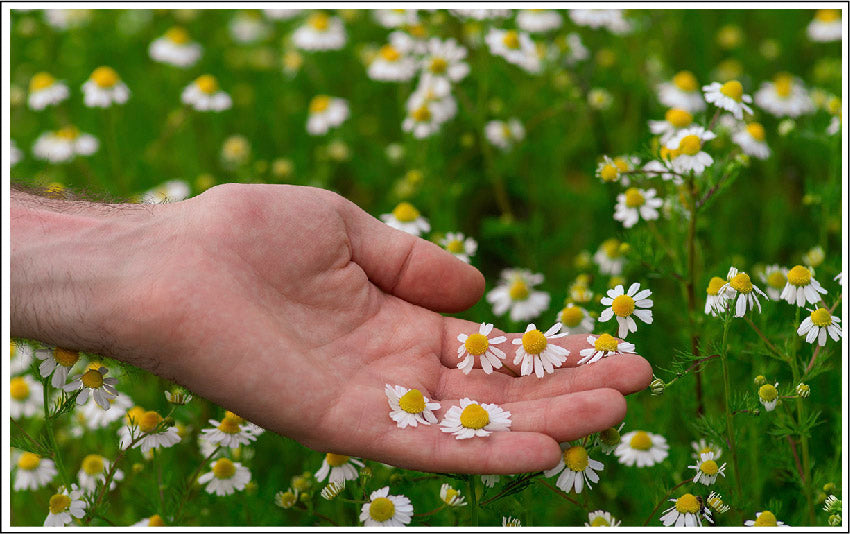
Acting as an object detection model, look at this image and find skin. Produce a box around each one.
[11,183,653,474]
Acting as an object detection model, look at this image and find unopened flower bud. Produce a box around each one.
[650,377,665,396]
[823,482,836,493]
[796,383,810,398]
[829,514,841,527]
[754,375,767,387]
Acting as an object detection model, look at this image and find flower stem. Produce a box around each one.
[643,477,694,526]
[42,380,71,490]
[467,475,479,526]
[720,317,743,500]
[685,173,704,415]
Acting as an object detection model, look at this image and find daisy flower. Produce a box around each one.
[385,385,440,428]
[615,430,669,467]
[28,72,69,110]
[275,488,299,509]
[595,155,623,183]
[690,451,726,486]
[63,365,118,409]
[126,410,182,454]
[450,9,511,20]
[263,9,300,20]
[707,491,730,514]
[440,232,477,263]
[705,276,733,316]
[594,238,625,275]
[721,267,768,317]
[578,334,635,365]
[586,510,621,527]
[10,375,43,419]
[613,187,663,228]
[732,122,770,159]
[32,127,98,163]
[754,73,814,118]
[181,75,232,112]
[148,26,202,68]
[703,79,753,120]
[81,66,130,108]
[36,347,80,388]
[292,13,346,51]
[44,9,91,30]
[80,392,132,429]
[200,413,259,448]
[758,382,780,412]
[77,454,123,493]
[807,9,842,42]
[544,445,603,493]
[315,453,364,486]
[402,98,445,139]
[229,11,270,44]
[132,515,167,527]
[517,10,563,33]
[797,307,842,346]
[568,9,631,33]
[660,493,710,527]
[485,29,541,73]
[440,483,467,507]
[359,486,413,527]
[691,438,722,460]
[796,383,811,397]
[557,33,589,65]
[599,283,654,338]
[380,202,430,236]
[485,118,525,150]
[456,323,507,375]
[557,305,595,335]
[780,264,827,307]
[14,452,57,491]
[802,246,825,269]
[657,70,706,113]
[306,95,349,135]
[503,516,522,526]
[835,272,843,286]
[486,269,550,322]
[420,37,469,91]
[141,180,191,204]
[666,126,717,175]
[440,398,512,439]
[481,475,500,488]
[11,340,34,375]
[44,484,86,527]
[368,44,417,82]
[198,458,251,496]
[374,9,418,28]
[10,139,22,166]
[745,510,787,527]
[512,323,570,378]
[649,108,694,144]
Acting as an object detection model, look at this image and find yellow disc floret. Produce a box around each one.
[54,348,80,367]
[673,71,698,92]
[623,188,645,208]
[90,66,119,88]
[594,333,620,353]
[678,134,702,156]
[148,515,165,526]
[502,30,520,49]
[212,457,236,479]
[391,202,420,223]
[309,95,331,114]
[459,403,490,429]
[165,26,190,44]
[787,265,812,287]
[560,306,584,328]
[730,272,753,293]
[720,80,744,102]
[674,493,700,514]
[464,333,489,356]
[429,57,448,74]
[411,105,432,122]
[629,431,652,450]
[758,384,778,402]
[82,454,105,475]
[591,516,611,526]
[611,294,635,317]
[379,45,401,62]
[773,72,793,98]
[325,453,350,467]
[665,108,693,128]
[754,511,778,527]
[49,493,72,515]
[600,163,619,182]
[398,389,426,414]
[309,13,330,31]
[195,75,218,95]
[81,369,104,389]
[602,238,621,258]
[699,460,719,476]
[521,329,547,355]
[218,416,242,434]
[810,308,832,327]
[766,270,785,289]
[563,446,589,472]
[10,377,30,400]
[18,452,41,470]
[443,488,459,504]
[30,72,55,92]
[138,411,163,433]
[508,278,530,301]
[369,497,395,522]
[707,276,727,296]
[446,239,464,253]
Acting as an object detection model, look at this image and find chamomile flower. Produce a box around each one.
[32,127,99,163]
[80,392,132,429]
[835,272,843,286]
[758,382,780,411]
[613,187,663,228]
[315,454,364,486]
[657,71,706,113]
[600,283,653,338]
[730,122,770,160]
[544,445,603,493]
[36,347,80,388]
[10,375,43,419]
[450,9,511,20]
[201,413,259,448]
[275,488,299,509]
[578,334,635,365]
[689,451,726,486]
[10,139,22,166]
[666,126,717,174]
[359,486,413,527]
[198,458,251,496]
[263,9,300,20]
[649,108,695,144]
[440,398,511,439]
[481,475,500,488]
[517,10,563,33]
[380,202,430,236]
[64,365,118,409]
[780,265,827,307]
[797,307,842,346]
[420,38,469,90]
[374,9,418,28]
[569,9,631,34]
[28,72,69,110]
[77,454,123,493]
[306,95,349,135]
[182,75,232,112]
[293,13,346,51]
[707,491,730,513]
[586,510,621,527]
[126,410,182,454]
[807,9,842,42]
[557,33,589,65]
[722,267,768,317]
[615,430,669,467]
[385,385,440,428]
[755,73,814,118]
[485,118,525,150]
[595,155,623,183]
[141,180,191,204]
[148,27,202,68]
[660,493,710,527]
[705,276,733,316]
[557,305,595,335]
[44,484,86,527]
[229,11,270,44]
[44,9,91,30]
[368,44,417,82]
[485,29,541,73]
[512,323,570,378]
[691,439,722,460]
[486,269,550,322]
[503,516,522,526]
[81,66,130,108]
[594,238,626,275]
[745,510,787,527]
[11,340,34,375]
[456,323,507,375]
[14,452,57,491]
[703,80,753,120]
[132,515,167,527]
[642,159,682,184]
[403,98,444,139]
[440,232,477,263]
[440,483,467,507]
[802,246,825,268]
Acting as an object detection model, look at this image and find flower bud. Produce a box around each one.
[754,375,767,387]
[650,377,665,396]
[829,514,841,527]
[795,383,810,398]
[823,482,836,493]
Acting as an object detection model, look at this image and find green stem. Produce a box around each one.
[467,475,479,526]
[43,381,71,489]
[790,308,815,523]
[685,173,704,415]
[720,318,743,500]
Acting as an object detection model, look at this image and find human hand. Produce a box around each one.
[11,183,652,474]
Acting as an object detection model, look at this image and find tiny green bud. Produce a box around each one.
[650,377,665,396]
[796,383,810,398]
[829,514,841,527]
[599,426,621,446]
[360,466,373,478]
[823,482,836,493]
[754,375,767,387]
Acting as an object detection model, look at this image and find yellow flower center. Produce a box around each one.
[82,454,105,475]
[443,488,459,503]
[56,126,80,140]
[730,272,753,293]
[521,329,547,355]
[508,278,530,301]
[629,431,652,450]
[754,511,778,527]
[613,157,631,172]
[599,427,621,446]
[673,71,698,92]
[464,333,490,356]
[707,276,727,296]
[90,66,119,88]
[502,30,520,49]
[560,306,584,328]
[138,411,163,433]
[325,453,350,467]
[773,73,793,98]
[459,403,490,429]
[665,108,693,128]
[810,308,832,327]
[590,516,611,526]
[309,13,330,31]
[81,369,104,389]
[195,75,218,95]
[218,416,242,434]
[398,389,426,414]
[49,494,72,515]
[699,460,719,475]
[600,164,619,182]
[10,377,30,400]
[224,411,244,424]
[309,95,330,114]
[379,45,401,62]
[594,333,620,352]
[165,26,190,44]
[678,134,702,156]
[746,122,766,141]
[720,80,744,102]
[369,497,395,522]
[148,515,165,527]
[707,496,723,509]
[30,72,55,92]
[125,406,145,426]
[212,458,236,479]
[660,145,680,162]
[429,57,448,74]
[787,265,812,287]
[816,9,840,22]
[54,348,80,367]
[407,23,426,38]
[391,202,420,223]
[412,105,431,122]
[611,294,635,317]
[446,239,465,254]
[563,446,589,472]
[624,188,645,208]
[602,238,621,258]
[758,384,778,402]
[674,493,700,514]
[18,452,41,470]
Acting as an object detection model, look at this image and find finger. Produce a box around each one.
[338,198,484,313]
